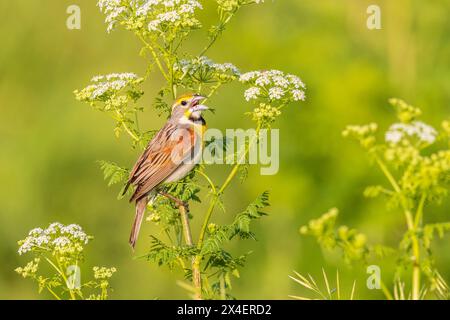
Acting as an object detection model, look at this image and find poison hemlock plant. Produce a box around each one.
[74,0,306,299]
[298,99,450,300]
[16,223,117,300]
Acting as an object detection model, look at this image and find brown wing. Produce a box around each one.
[124,122,195,203]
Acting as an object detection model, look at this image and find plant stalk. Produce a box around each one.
[219,274,226,300]
[197,125,261,249]
[192,125,261,300]
[375,155,421,300]
[178,205,201,300]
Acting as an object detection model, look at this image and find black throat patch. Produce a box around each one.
[190,115,206,126]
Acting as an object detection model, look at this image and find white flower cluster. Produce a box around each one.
[91,73,138,82]
[18,223,92,256]
[98,0,202,33]
[385,121,438,145]
[98,0,129,33]
[240,70,306,103]
[175,56,240,82]
[244,87,260,101]
[75,73,143,101]
[142,0,202,32]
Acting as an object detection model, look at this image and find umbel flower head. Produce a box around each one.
[16,223,117,300]
[98,0,203,34]
[343,99,450,205]
[74,73,143,103]
[240,69,306,104]
[18,223,93,261]
[74,72,144,119]
[240,69,306,127]
[385,121,438,146]
[174,56,240,85]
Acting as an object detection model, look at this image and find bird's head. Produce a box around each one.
[171,93,208,123]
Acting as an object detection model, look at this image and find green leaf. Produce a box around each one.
[230,191,270,240]
[423,222,450,249]
[144,236,197,269]
[97,160,129,187]
[363,185,383,198]
[153,87,171,116]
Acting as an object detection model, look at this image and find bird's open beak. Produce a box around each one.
[192,95,206,106]
[191,96,208,112]
[192,104,209,112]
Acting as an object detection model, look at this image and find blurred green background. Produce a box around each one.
[0,0,449,299]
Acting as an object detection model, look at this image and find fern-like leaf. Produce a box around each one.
[230,191,270,239]
[98,160,129,187]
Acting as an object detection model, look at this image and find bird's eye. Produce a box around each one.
[181,100,187,106]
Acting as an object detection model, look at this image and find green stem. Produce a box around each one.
[138,35,169,80]
[46,286,62,300]
[57,260,77,301]
[114,110,140,142]
[192,257,202,300]
[123,122,140,142]
[411,193,426,300]
[380,280,394,300]
[414,193,426,228]
[374,156,414,229]
[197,197,219,251]
[192,126,261,299]
[178,204,199,299]
[170,59,177,100]
[197,125,261,250]
[412,260,420,300]
[219,274,226,300]
[195,169,217,195]
[200,10,237,57]
[45,257,76,300]
[179,205,193,246]
[205,83,223,103]
[374,156,400,192]
[374,154,420,300]
[134,111,140,132]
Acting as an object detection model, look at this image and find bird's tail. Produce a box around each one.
[129,197,148,249]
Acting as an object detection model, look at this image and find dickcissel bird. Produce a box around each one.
[123,93,208,248]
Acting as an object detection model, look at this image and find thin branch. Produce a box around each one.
[138,35,169,80]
